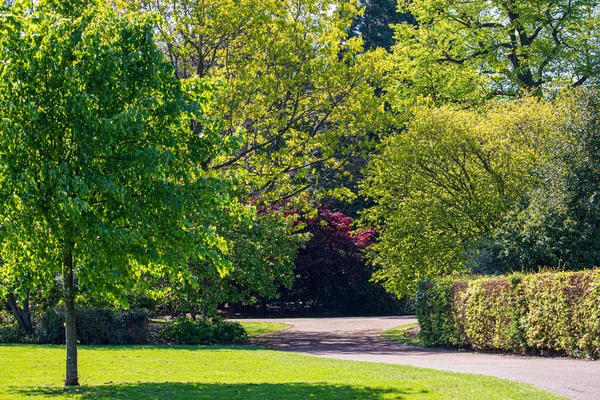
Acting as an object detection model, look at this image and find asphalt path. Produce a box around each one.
[237,316,600,400]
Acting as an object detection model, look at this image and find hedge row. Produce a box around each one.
[158,318,248,345]
[416,270,600,358]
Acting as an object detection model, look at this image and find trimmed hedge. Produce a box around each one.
[38,308,149,345]
[416,270,600,358]
[159,318,248,345]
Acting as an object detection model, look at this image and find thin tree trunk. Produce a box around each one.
[201,304,209,319]
[63,243,79,386]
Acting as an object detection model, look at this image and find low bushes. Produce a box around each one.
[416,270,600,358]
[159,318,248,345]
[0,310,28,343]
[38,308,149,345]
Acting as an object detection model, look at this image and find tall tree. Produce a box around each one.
[354,0,415,51]
[0,0,236,385]
[388,0,600,108]
[360,98,561,296]
[121,0,388,202]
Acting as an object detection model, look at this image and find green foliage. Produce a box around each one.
[0,0,238,303]
[486,89,600,272]
[149,208,307,318]
[462,277,527,352]
[0,309,27,343]
[38,308,149,345]
[415,279,466,347]
[388,0,600,109]
[361,98,559,296]
[159,318,248,345]
[417,270,600,358]
[353,0,415,51]
[121,0,389,202]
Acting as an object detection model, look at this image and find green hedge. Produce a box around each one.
[416,270,600,358]
[38,308,149,345]
[159,318,248,345]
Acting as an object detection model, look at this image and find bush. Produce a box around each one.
[0,310,27,343]
[417,270,600,358]
[159,318,248,345]
[38,308,148,345]
[416,278,467,347]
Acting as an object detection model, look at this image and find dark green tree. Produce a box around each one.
[355,0,415,51]
[476,88,600,273]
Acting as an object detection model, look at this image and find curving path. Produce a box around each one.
[237,316,600,400]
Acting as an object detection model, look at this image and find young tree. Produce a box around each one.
[388,0,600,108]
[0,0,235,385]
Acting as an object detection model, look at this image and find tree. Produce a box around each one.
[151,204,307,318]
[0,0,236,385]
[272,205,405,314]
[354,0,415,51]
[120,0,389,202]
[473,88,600,273]
[360,98,561,296]
[388,0,600,108]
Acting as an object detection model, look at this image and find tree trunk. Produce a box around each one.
[201,304,209,319]
[7,292,33,333]
[63,244,79,386]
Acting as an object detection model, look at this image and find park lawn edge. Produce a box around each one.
[237,321,291,338]
[381,323,422,346]
[0,344,563,399]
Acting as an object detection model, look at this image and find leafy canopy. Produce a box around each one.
[388,0,600,109]
[120,0,389,202]
[0,0,237,304]
[360,98,561,296]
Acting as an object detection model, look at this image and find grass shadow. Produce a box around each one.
[15,382,424,399]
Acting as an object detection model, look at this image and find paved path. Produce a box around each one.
[237,316,600,400]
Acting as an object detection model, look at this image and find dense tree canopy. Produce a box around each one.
[388,0,600,108]
[0,0,238,384]
[471,89,600,273]
[121,0,388,202]
[360,98,561,296]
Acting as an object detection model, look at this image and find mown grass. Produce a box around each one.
[238,322,289,338]
[0,344,562,399]
[381,323,422,346]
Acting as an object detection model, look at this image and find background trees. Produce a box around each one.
[470,89,600,273]
[387,0,600,108]
[353,0,415,51]
[123,0,388,202]
[360,99,561,296]
[0,0,239,385]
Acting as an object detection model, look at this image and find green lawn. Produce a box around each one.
[381,323,422,346]
[238,322,289,338]
[0,345,562,399]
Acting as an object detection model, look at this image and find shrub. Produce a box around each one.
[0,310,27,343]
[417,270,600,358]
[38,308,148,345]
[159,318,248,345]
[416,278,467,347]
